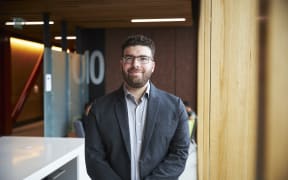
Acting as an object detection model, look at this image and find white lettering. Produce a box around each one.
[89,50,105,85]
[71,54,85,84]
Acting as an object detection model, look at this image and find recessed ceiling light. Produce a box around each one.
[5,21,54,26]
[54,36,77,40]
[131,18,186,23]
[51,46,63,52]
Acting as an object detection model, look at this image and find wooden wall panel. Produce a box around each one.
[198,0,258,180]
[150,29,175,94]
[105,30,127,93]
[210,1,258,179]
[198,0,212,179]
[10,39,44,124]
[175,28,197,109]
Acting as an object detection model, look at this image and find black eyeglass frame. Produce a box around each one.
[122,55,154,64]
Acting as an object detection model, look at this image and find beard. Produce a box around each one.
[122,67,153,88]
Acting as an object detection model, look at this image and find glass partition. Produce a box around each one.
[44,49,88,137]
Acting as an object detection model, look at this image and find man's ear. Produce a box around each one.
[152,61,155,72]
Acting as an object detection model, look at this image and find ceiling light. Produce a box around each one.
[131,18,186,23]
[10,37,44,50]
[5,21,54,26]
[51,46,70,53]
[51,46,62,52]
[54,36,77,40]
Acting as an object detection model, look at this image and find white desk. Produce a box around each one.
[0,136,90,180]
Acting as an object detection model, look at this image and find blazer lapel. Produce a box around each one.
[140,84,160,158]
[114,89,131,160]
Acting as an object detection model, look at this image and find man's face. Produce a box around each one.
[120,45,155,89]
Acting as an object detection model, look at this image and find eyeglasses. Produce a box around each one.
[122,55,153,64]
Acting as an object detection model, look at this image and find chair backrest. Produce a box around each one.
[74,119,85,137]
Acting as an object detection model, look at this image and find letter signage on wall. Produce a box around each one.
[76,29,105,101]
[89,50,105,85]
[71,50,105,86]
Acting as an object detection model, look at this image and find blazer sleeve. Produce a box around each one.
[144,98,190,180]
[84,107,122,180]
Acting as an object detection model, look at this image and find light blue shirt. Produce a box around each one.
[124,83,150,180]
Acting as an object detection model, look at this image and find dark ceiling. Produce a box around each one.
[0,0,194,46]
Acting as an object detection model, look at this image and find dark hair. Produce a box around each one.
[183,100,190,107]
[121,34,155,57]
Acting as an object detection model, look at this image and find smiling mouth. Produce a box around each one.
[129,72,142,78]
[128,70,142,74]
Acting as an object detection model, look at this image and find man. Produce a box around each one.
[85,35,190,180]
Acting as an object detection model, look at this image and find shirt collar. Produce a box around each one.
[123,81,150,99]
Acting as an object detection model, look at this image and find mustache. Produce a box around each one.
[128,68,142,73]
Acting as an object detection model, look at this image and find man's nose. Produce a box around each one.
[131,58,141,67]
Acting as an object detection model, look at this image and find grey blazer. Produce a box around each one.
[84,83,190,180]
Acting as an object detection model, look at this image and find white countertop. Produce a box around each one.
[0,136,90,180]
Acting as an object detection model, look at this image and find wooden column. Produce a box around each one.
[198,0,258,179]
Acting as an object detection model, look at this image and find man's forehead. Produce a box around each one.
[124,45,152,55]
